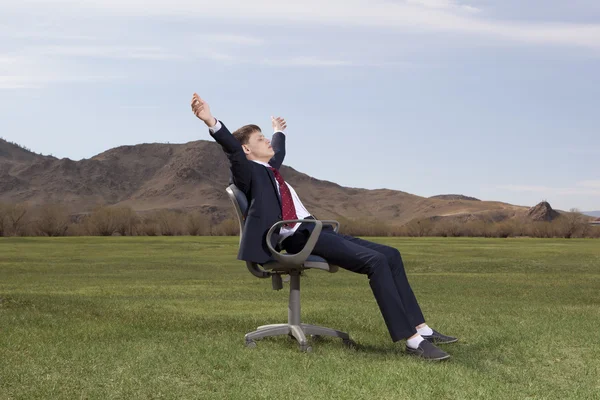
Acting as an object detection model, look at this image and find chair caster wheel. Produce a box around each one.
[343,339,357,349]
[245,340,257,349]
[299,344,312,353]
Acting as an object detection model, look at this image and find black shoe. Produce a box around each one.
[422,329,458,344]
[406,340,451,361]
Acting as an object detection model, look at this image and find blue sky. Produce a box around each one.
[1,0,599,211]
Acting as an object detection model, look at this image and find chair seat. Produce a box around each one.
[262,254,338,273]
[306,255,328,263]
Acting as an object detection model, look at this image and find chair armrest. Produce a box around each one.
[265,219,341,266]
[245,261,271,279]
[320,220,340,233]
[266,219,322,266]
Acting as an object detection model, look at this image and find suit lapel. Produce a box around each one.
[265,167,282,207]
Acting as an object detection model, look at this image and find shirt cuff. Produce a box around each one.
[208,119,222,133]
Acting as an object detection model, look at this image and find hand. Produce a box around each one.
[191,93,216,127]
[271,116,287,132]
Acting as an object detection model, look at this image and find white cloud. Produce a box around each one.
[206,52,238,62]
[11,32,95,41]
[5,0,600,49]
[38,45,181,60]
[2,0,598,90]
[259,56,411,68]
[0,76,39,89]
[0,51,123,90]
[195,34,264,46]
[405,0,480,13]
[1,39,373,90]
[0,75,120,89]
[0,56,18,66]
[119,105,161,110]
[261,57,353,67]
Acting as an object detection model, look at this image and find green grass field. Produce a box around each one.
[1,237,599,399]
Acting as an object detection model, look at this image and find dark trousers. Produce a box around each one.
[282,224,425,341]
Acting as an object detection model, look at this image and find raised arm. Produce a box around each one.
[191,93,252,193]
[269,116,287,170]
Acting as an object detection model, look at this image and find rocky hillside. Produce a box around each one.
[526,201,560,222]
[1,138,529,225]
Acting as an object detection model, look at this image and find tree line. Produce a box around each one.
[0,204,237,237]
[0,203,597,238]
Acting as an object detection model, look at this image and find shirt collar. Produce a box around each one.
[251,160,271,168]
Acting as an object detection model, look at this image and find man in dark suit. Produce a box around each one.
[191,93,458,361]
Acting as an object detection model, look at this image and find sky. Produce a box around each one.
[1,0,599,211]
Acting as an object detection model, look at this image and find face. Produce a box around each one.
[242,130,275,160]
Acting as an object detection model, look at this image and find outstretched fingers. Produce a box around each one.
[191,95,204,116]
[271,116,287,131]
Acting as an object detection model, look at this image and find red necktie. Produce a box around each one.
[269,167,298,227]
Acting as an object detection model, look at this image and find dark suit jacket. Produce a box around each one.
[210,121,291,264]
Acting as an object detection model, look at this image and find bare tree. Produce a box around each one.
[212,218,239,236]
[35,205,69,237]
[113,207,140,236]
[186,211,211,235]
[156,210,184,236]
[406,218,433,237]
[555,209,588,239]
[0,203,30,236]
[0,203,7,236]
[8,204,28,235]
[140,217,160,236]
[435,219,462,237]
[85,207,120,236]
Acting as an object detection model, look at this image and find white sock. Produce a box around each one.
[406,334,425,349]
[417,324,433,336]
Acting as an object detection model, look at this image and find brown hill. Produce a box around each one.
[0,138,528,225]
[430,194,481,201]
[0,139,52,163]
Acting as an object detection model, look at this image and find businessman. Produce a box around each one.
[191,93,458,361]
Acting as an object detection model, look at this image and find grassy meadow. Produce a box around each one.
[1,237,599,399]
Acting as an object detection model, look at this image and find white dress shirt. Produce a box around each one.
[209,119,312,240]
[250,159,311,239]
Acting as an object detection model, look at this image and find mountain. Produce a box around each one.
[430,194,480,201]
[583,211,600,218]
[0,138,528,225]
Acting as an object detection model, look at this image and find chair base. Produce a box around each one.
[245,323,353,352]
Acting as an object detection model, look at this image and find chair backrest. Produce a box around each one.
[225,184,270,278]
[225,184,248,245]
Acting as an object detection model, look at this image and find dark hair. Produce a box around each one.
[232,124,261,145]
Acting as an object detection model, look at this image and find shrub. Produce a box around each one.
[156,210,185,236]
[0,203,31,236]
[114,207,140,236]
[186,212,212,236]
[337,217,393,237]
[85,207,120,236]
[434,219,462,237]
[552,210,589,239]
[405,218,434,237]
[212,218,239,236]
[0,201,598,238]
[35,205,69,237]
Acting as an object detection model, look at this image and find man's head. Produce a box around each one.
[233,124,275,162]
